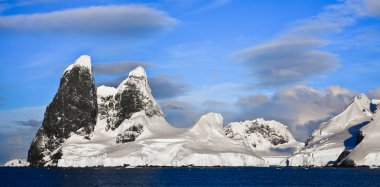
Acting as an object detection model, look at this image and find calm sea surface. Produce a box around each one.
[1,167,380,187]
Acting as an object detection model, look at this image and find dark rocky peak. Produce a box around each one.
[106,66,164,130]
[28,55,98,167]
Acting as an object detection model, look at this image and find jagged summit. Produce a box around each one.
[65,55,92,72]
[99,65,163,130]
[117,66,148,91]
[128,66,147,78]
[351,94,371,109]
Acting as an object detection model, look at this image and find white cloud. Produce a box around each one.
[98,74,189,100]
[235,0,371,87]
[159,99,200,127]
[237,37,338,86]
[368,87,380,99]
[236,85,357,140]
[93,61,152,75]
[0,106,45,131]
[193,0,231,13]
[149,75,189,99]
[0,5,177,36]
[202,100,227,106]
[0,106,45,163]
[363,0,380,16]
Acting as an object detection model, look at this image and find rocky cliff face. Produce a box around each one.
[97,85,117,129]
[225,118,302,161]
[103,66,164,131]
[27,55,98,167]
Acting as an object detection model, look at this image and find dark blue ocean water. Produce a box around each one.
[1,167,380,187]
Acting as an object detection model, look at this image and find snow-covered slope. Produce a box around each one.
[225,119,302,165]
[58,112,265,167]
[4,159,30,167]
[345,102,380,166]
[285,94,373,167]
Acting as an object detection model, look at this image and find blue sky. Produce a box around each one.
[0,0,380,163]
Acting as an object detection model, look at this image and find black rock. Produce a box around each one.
[116,123,144,143]
[27,56,98,167]
[335,150,351,166]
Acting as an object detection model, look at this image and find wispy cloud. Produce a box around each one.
[0,5,177,36]
[0,96,5,106]
[201,100,227,107]
[0,105,44,163]
[363,0,380,16]
[0,119,42,164]
[93,61,152,75]
[235,0,375,87]
[98,75,189,100]
[237,38,338,87]
[149,75,189,99]
[159,99,200,127]
[12,119,41,128]
[192,0,231,13]
[0,106,45,131]
[368,87,380,99]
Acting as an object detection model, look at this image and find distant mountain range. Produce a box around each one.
[4,55,380,167]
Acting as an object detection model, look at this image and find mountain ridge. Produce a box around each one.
[7,55,380,167]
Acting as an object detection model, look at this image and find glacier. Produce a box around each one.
[57,112,266,167]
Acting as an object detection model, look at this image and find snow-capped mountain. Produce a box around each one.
[27,55,265,167]
[225,119,302,165]
[343,100,380,166]
[28,55,98,167]
[285,94,374,167]
[24,54,380,168]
